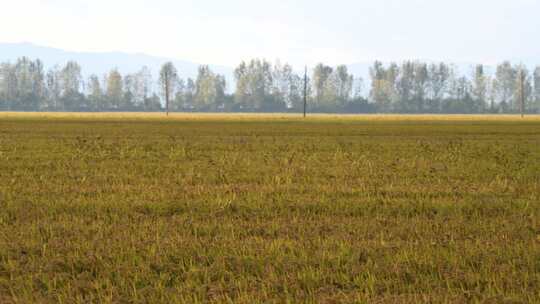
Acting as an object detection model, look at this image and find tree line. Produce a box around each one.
[369,61,540,114]
[1,56,539,113]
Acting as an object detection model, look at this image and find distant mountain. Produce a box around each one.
[0,42,234,83]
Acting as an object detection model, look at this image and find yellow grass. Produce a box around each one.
[1,115,539,302]
[1,111,540,121]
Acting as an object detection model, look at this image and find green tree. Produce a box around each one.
[159,62,178,114]
[514,64,532,115]
[444,75,473,113]
[60,61,84,111]
[234,61,249,110]
[61,61,82,96]
[184,78,196,110]
[133,66,152,110]
[195,65,219,110]
[0,63,16,110]
[533,67,540,113]
[173,78,186,111]
[234,59,275,111]
[335,65,354,106]
[87,75,103,111]
[45,66,61,110]
[271,61,295,109]
[369,61,400,112]
[396,61,415,112]
[106,69,123,110]
[471,64,488,113]
[312,63,333,108]
[413,63,428,112]
[493,62,517,112]
[123,74,136,110]
[427,63,450,113]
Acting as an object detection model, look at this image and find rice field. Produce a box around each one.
[0,113,539,303]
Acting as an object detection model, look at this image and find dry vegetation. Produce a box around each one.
[0,113,539,303]
[2,112,540,121]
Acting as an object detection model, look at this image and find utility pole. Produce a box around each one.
[303,66,308,118]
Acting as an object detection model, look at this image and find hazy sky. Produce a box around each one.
[1,0,539,67]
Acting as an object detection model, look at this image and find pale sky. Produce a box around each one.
[1,0,539,67]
